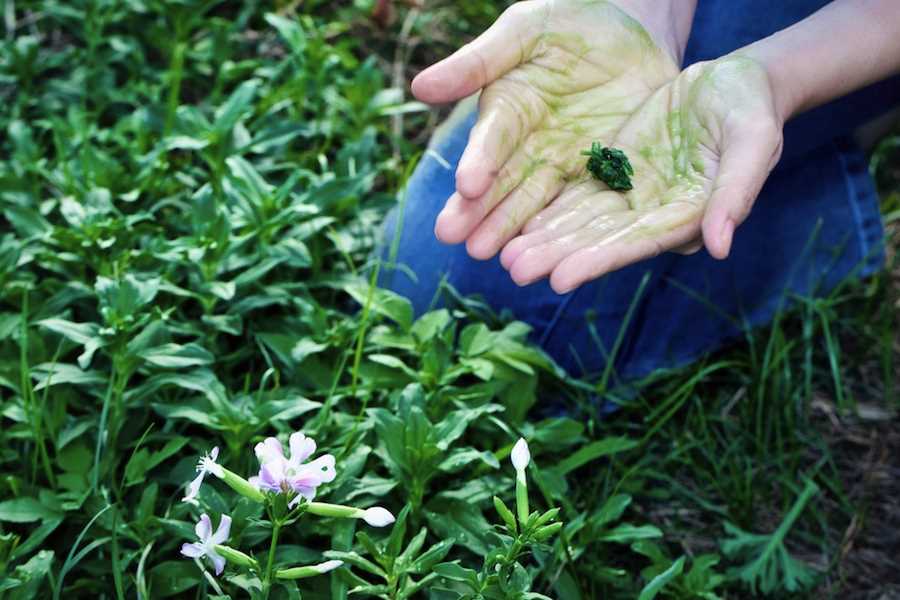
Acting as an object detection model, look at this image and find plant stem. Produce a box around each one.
[263,520,282,597]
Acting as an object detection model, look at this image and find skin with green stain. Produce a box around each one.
[432,1,782,291]
[444,0,680,246]
[495,54,783,293]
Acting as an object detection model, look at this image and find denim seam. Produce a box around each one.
[537,287,581,348]
[835,140,871,266]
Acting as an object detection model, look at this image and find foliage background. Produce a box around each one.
[0,0,898,598]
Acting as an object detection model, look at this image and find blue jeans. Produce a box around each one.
[379,0,897,380]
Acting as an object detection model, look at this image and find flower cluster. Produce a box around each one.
[179,429,394,588]
[249,432,336,506]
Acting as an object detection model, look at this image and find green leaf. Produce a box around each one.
[721,479,819,595]
[344,282,413,331]
[31,363,106,391]
[124,437,190,486]
[410,309,451,343]
[265,13,306,54]
[138,343,215,369]
[36,318,99,345]
[438,448,500,473]
[592,494,632,527]
[214,80,260,134]
[433,562,479,588]
[638,556,685,600]
[96,274,160,321]
[597,524,663,543]
[0,498,62,523]
[555,437,638,475]
[410,539,454,574]
[149,560,201,597]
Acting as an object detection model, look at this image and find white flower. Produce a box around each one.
[511,438,530,472]
[361,506,395,527]
[180,514,232,576]
[183,447,224,504]
[249,432,336,507]
[314,560,344,574]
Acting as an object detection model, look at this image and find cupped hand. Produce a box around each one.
[499,56,785,293]
[411,0,681,260]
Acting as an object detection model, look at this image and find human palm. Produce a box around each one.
[499,56,784,292]
[412,0,680,259]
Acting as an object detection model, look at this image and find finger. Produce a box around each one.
[455,78,545,199]
[521,181,607,234]
[434,150,533,245]
[411,3,535,104]
[550,202,703,293]
[466,161,567,260]
[507,210,641,286]
[702,119,783,259]
[500,190,627,269]
[672,238,703,255]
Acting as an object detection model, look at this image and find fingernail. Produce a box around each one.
[720,218,735,255]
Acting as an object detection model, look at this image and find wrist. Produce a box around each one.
[736,38,804,123]
[614,0,697,64]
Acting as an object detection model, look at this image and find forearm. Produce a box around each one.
[740,0,900,122]
[616,0,698,64]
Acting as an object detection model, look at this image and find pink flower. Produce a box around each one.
[249,432,336,506]
[180,514,231,576]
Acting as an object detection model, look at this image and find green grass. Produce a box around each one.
[1,1,898,599]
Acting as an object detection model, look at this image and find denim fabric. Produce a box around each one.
[379,1,895,379]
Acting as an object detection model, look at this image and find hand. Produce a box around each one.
[499,56,785,293]
[411,0,685,260]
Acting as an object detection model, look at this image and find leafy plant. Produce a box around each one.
[721,478,820,595]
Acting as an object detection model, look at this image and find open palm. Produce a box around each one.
[412,0,680,260]
[499,56,785,293]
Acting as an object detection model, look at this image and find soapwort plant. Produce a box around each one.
[179,430,395,599]
[432,438,563,600]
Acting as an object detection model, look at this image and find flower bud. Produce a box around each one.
[510,438,530,472]
[533,507,561,529]
[219,467,266,503]
[306,502,395,527]
[493,496,517,533]
[276,560,344,580]
[306,502,362,519]
[533,522,563,542]
[362,507,395,527]
[214,545,258,569]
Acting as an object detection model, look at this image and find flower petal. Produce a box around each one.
[288,493,307,508]
[210,446,220,461]
[211,514,232,545]
[180,542,206,558]
[258,461,285,491]
[208,549,226,576]
[289,431,316,464]
[305,454,336,483]
[183,471,206,504]
[254,437,284,465]
[195,514,212,541]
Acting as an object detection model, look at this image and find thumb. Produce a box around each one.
[702,119,783,259]
[411,3,536,104]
